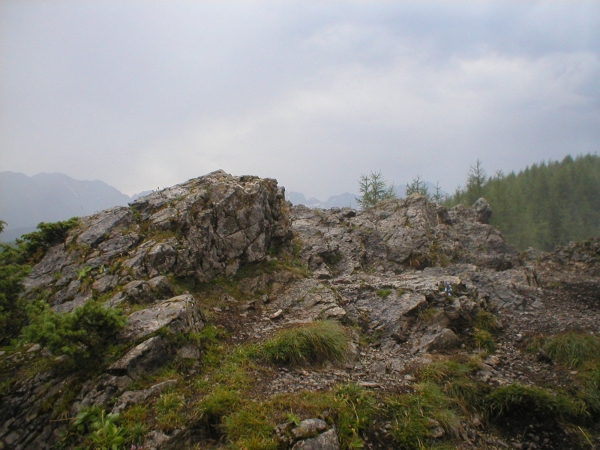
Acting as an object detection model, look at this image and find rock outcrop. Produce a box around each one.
[1,171,290,450]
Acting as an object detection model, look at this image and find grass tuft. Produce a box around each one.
[542,332,600,369]
[386,382,460,448]
[485,383,585,422]
[473,311,500,333]
[261,321,348,366]
[473,329,495,353]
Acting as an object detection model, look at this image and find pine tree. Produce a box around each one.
[405,175,430,199]
[356,171,397,209]
[465,159,486,204]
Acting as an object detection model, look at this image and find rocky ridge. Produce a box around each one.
[1,170,599,450]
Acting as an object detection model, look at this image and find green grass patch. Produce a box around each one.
[473,311,500,333]
[485,383,586,422]
[417,356,486,413]
[542,332,600,369]
[385,382,460,448]
[261,321,348,366]
[155,391,185,431]
[238,384,376,450]
[473,329,495,353]
[376,289,392,299]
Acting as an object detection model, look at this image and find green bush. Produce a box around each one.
[542,332,600,369]
[333,384,377,448]
[261,321,348,366]
[17,217,79,263]
[0,246,30,343]
[155,391,185,431]
[196,385,243,424]
[22,299,126,363]
[0,218,78,343]
[581,363,600,416]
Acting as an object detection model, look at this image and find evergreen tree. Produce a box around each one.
[431,182,445,203]
[405,175,430,198]
[465,159,487,204]
[356,171,397,208]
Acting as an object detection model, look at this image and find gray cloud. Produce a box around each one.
[1,1,599,199]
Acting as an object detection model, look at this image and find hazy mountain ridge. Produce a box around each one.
[0,172,141,241]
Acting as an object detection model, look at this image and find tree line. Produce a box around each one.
[357,154,600,251]
[446,154,600,251]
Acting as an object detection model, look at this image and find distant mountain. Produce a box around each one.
[131,190,154,201]
[287,191,359,209]
[0,172,134,242]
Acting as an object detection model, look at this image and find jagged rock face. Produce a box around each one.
[1,171,289,450]
[22,170,290,312]
[291,194,518,277]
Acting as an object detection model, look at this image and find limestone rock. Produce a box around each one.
[112,379,177,414]
[119,295,203,341]
[291,418,328,440]
[77,207,134,247]
[473,198,492,224]
[122,279,154,304]
[108,336,169,380]
[292,428,340,450]
[73,374,133,412]
[420,328,461,352]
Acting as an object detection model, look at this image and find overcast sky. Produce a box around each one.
[1,1,599,199]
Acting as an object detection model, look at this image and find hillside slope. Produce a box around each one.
[1,171,599,450]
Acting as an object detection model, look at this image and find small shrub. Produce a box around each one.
[581,362,600,416]
[417,306,435,323]
[418,359,472,384]
[542,332,600,369]
[22,299,126,363]
[261,321,348,366]
[418,358,484,412]
[222,402,277,449]
[17,218,79,263]
[196,385,243,423]
[121,404,149,444]
[76,266,92,281]
[0,246,30,342]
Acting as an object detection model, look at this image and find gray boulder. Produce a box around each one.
[292,428,340,450]
[108,336,169,380]
[119,295,203,341]
[473,198,492,224]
